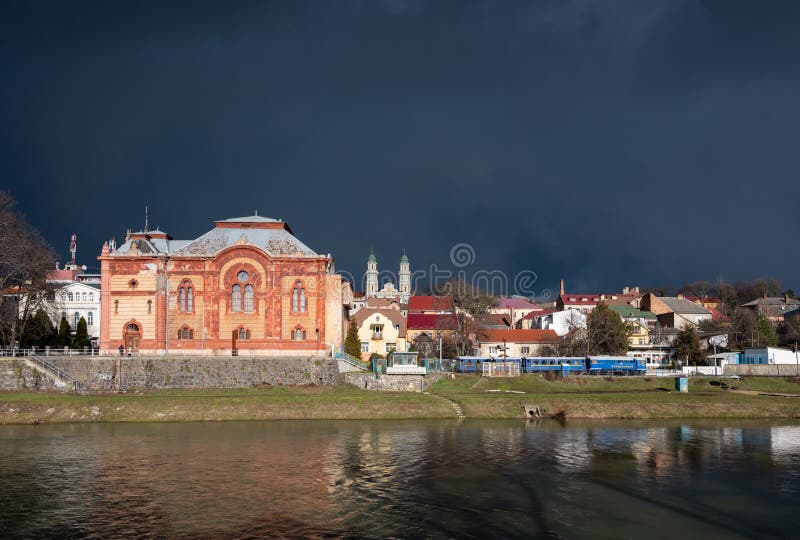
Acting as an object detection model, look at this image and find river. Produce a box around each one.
[1,419,798,539]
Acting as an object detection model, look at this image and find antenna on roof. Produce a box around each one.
[144,205,149,232]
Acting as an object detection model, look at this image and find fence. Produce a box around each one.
[482,362,520,377]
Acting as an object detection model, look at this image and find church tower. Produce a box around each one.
[399,249,411,301]
[366,248,378,297]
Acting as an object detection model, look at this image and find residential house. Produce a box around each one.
[408,295,455,314]
[609,305,656,348]
[490,297,541,326]
[352,308,407,361]
[639,293,712,330]
[475,328,559,358]
[524,309,586,337]
[740,295,800,325]
[555,280,641,314]
[406,313,458,343]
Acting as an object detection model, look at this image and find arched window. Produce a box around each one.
[61,311,67,320]
[178,280,194,313]
[302,329,307,340]
[87,312,94,326]
[73,312,80,327]
[292,328,305,341]
[126,323,139,333]
[231,284,242,312]
[82,293,87,302]
[68,292,74,301]
[292,281,307,313]
[147,299,152,314]
[244,285,254,312]
[237,327,251,340]
[114,300,119,314]
[88,293,94,302]
[178,327,194,340]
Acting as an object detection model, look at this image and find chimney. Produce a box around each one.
[785,292,790,304]
[677,293,685,299]
[623,286,629,295]
[559,279,565,296]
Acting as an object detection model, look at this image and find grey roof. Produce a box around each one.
[216,215,280,223]
[741,297,800,307]
[172,226,317,258]
[112,217,319,258]
[659,297,712,315]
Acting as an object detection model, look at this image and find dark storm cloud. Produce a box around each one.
[1,0,797,294]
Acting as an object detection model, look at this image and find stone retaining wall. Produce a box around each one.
[345,371,447,392]
[1,356,339,391]
[0,359,58,391]
[724,364,800,377]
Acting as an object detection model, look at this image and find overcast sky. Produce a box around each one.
[2,0,798,297]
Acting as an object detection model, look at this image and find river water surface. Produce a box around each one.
[1,419,799,539]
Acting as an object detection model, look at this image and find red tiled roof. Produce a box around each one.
[46,269,79,282]
[478,329,559,344]
[522,309,557,320]
[409,295,454,313]
[708,307,729,321]
[406,313,458,330]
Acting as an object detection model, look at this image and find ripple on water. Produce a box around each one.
[1,420,800,539]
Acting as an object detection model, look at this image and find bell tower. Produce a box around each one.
[399,249,411,301]
[366,248,378,297]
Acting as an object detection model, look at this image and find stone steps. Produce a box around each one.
[425,392,466,420]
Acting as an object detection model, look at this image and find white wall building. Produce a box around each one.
[52,282,102,341]
[533,309,587,337]
[742,347,799,365]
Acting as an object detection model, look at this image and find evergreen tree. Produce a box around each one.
[73,316,89,348]
[587,303,629,355]
[674,326,703,365]
[57,317,71,347]
[755,316,778,347]
[25,308,56,347]
[344,319,362,358]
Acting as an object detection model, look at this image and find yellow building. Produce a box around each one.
[352,308,407,360]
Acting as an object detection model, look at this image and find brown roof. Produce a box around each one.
[477,329,559,344]
[352,308,407,335]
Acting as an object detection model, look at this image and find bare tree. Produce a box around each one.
[0,191,55,347]
[436,279,498,356]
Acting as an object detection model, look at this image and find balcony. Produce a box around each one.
[371,332,384,340]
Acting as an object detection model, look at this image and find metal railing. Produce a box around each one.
[334,350,370,371]
[26,354,81,391]
[0,346,99,357]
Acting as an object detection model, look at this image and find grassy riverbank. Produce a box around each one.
[433,375,800,419]
[1,375,800,424]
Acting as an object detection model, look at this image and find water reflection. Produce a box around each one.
[1,419,798,539]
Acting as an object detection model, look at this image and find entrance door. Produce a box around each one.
[125,335,140,353]
[124,322,141,353]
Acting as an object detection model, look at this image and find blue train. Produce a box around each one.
[455,356,646,376]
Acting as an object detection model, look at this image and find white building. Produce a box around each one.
[742,347,799,365]
[52,282,102,341]
[526,309,587,337]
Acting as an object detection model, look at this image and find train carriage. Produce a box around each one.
[586,355,646,375]
[522,357,587,375]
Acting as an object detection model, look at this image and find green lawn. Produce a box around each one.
[430,374,800,420]
[0,385,454,424]
[2,374,799,424]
